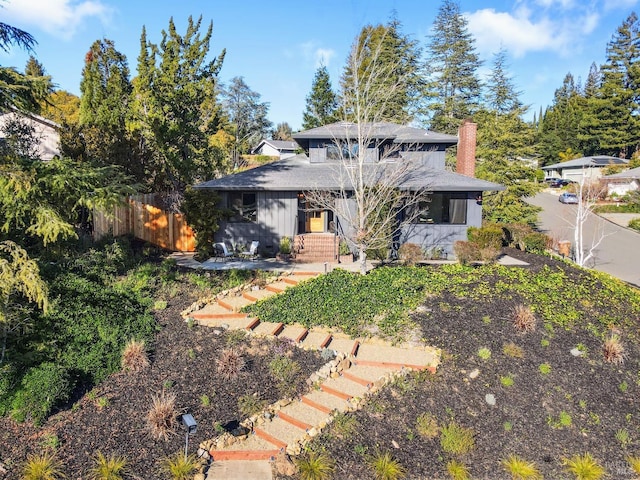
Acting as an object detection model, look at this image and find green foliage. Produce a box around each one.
[502,343,524,358]
[88,451,127,480]
[244,267,430,338]
[303,65,338,129]
[629,218,640,231]
[161,452,198,480]
[627,455,640,475]
[367,450,406,480]
[279,236,292,254]
[500,374,514,387]
[415,412,439,439]
[330,412,359,439]
[446,459,471,480]
[296,451,335,480]
[181,187,224,258]
[268,356,301,397]
[539,363,551,375]
[563,453,606,480]
[440,422,475,457]
[11,362,71,426]
[477,347,492,360]
[501,454,542,479]
[237,393,267,417]
[22,451,66,480]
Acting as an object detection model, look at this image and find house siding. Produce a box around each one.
[216,191,298,254]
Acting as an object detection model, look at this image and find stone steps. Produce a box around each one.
[250,321,283,336]
[278,325,308,344]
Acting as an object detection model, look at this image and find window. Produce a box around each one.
[228,192,256,223]
[413,193,467,225]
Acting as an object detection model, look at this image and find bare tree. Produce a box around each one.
[304,31,432,274]
[573,172,609,267]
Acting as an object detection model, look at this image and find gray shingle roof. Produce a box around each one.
[542,155,628,170]
[604,166,640,179]
[193,154,503,192]
[292,122,458,150]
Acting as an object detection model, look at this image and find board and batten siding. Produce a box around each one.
[216,191,298,253]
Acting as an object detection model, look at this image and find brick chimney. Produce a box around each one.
[456,119,477,177]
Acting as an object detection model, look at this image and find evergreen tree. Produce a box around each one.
[424,0,482,134]
[341,18,422,124]
[24,55,45,77]
[222,76,272,167]
[302,65,338,129]
[582,13,640,158]
[485,48,522,115]
[132,16,227,196]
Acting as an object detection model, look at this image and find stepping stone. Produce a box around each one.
[321,375,369,400]
[251,321,284,337]
[242,289,277,302]
[355,343,438,370]
[341,364,399,386]
[278,400,328,430]
[302,389,349,414]
[265,281,291,293]
[326,337,359,355]
[278,325,308,343]
[282,274,318,285]
[206,460,273,480]
[217,296,254,312]
[191,302,233,316]
[195,315,254,330]
[255,416,306,447]
[299,330,332,350]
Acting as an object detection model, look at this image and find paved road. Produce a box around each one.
[528,192,640,287]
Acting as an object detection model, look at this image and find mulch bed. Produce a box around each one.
[0,282,324,479]
[297,249,640,479]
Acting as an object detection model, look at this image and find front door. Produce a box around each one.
[306,210,326,233]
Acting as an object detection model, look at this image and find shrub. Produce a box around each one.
[22,451,66,480]
[467,224,504,250]
[121,339,150,372]
[296,451,335,480]
[603,334,625,364]
[279,236,292,254]
[563,453,605,480]
[500,375,514,387]
[368,450,406,480]
[398,243,423,266]
[331,412,359,439]
[501,454,542,479]
[523,232,551,254]
[238,393,267,417]
[477,347,492,360]
[268,356,301,396]
[440,422,475,457]
[502,342,524,358]
[512,304,536,332]
[415,412,439,439]
[627,455,640,475]
[11,362,72,426]
[146,391,177,441]
[216,348,246,380]
[629,218,640,232]
[453,241,478,265]
[88,451,127,480]
[502,223,533,250]
[161,452,198,480]
[446,459,471,480]
[182,187,224,258]
[539,363,551,375]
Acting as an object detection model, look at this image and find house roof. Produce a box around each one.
[292,122,458,150]
[193,154,504,192]
[251,139,298,154]
[604,166,640,179]
[542,155,628,170]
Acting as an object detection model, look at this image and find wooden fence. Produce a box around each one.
[93,194,196,252]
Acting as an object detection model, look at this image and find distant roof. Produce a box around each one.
[542,156,629,170]
[252,139,298,154]
[604,166,640,179]
[292,122,458,150]
[193,154,503,192]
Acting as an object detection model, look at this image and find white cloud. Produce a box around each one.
[2,0,113,40]
[298,41,336,68]
[603,0,638,10]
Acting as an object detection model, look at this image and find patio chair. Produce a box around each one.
[238,241,260,261]
[213,241,235,261]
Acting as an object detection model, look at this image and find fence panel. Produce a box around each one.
[93,195,196,252]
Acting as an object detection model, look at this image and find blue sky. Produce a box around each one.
[1,0,638,130]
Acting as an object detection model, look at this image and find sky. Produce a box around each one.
[1,0,639,131]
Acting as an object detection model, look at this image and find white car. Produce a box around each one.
[559,192,579,204]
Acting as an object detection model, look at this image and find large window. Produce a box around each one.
[414,193,467,225]
[228,192,257,223]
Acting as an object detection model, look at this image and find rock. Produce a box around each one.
[330,371,340,378]
[220,323,230,330]
[196,448,210,460]
[485,393,496,406]
[194,474,205,480]
[308,427,319,437]
[392,440,400,449]
[339,358,351,371]
[570,348,583,357]
[275,451,297,476]
[213,329,223,336]
[469,368,480,379]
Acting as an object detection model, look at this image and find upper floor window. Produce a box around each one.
[228,192,256,223]
[413,193,467,225]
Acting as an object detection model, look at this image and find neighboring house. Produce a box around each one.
[0,110,60,161]
[542,156,629,182]
[193,121,503,261]
[251,139,298,159]
[603,166,640,197]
